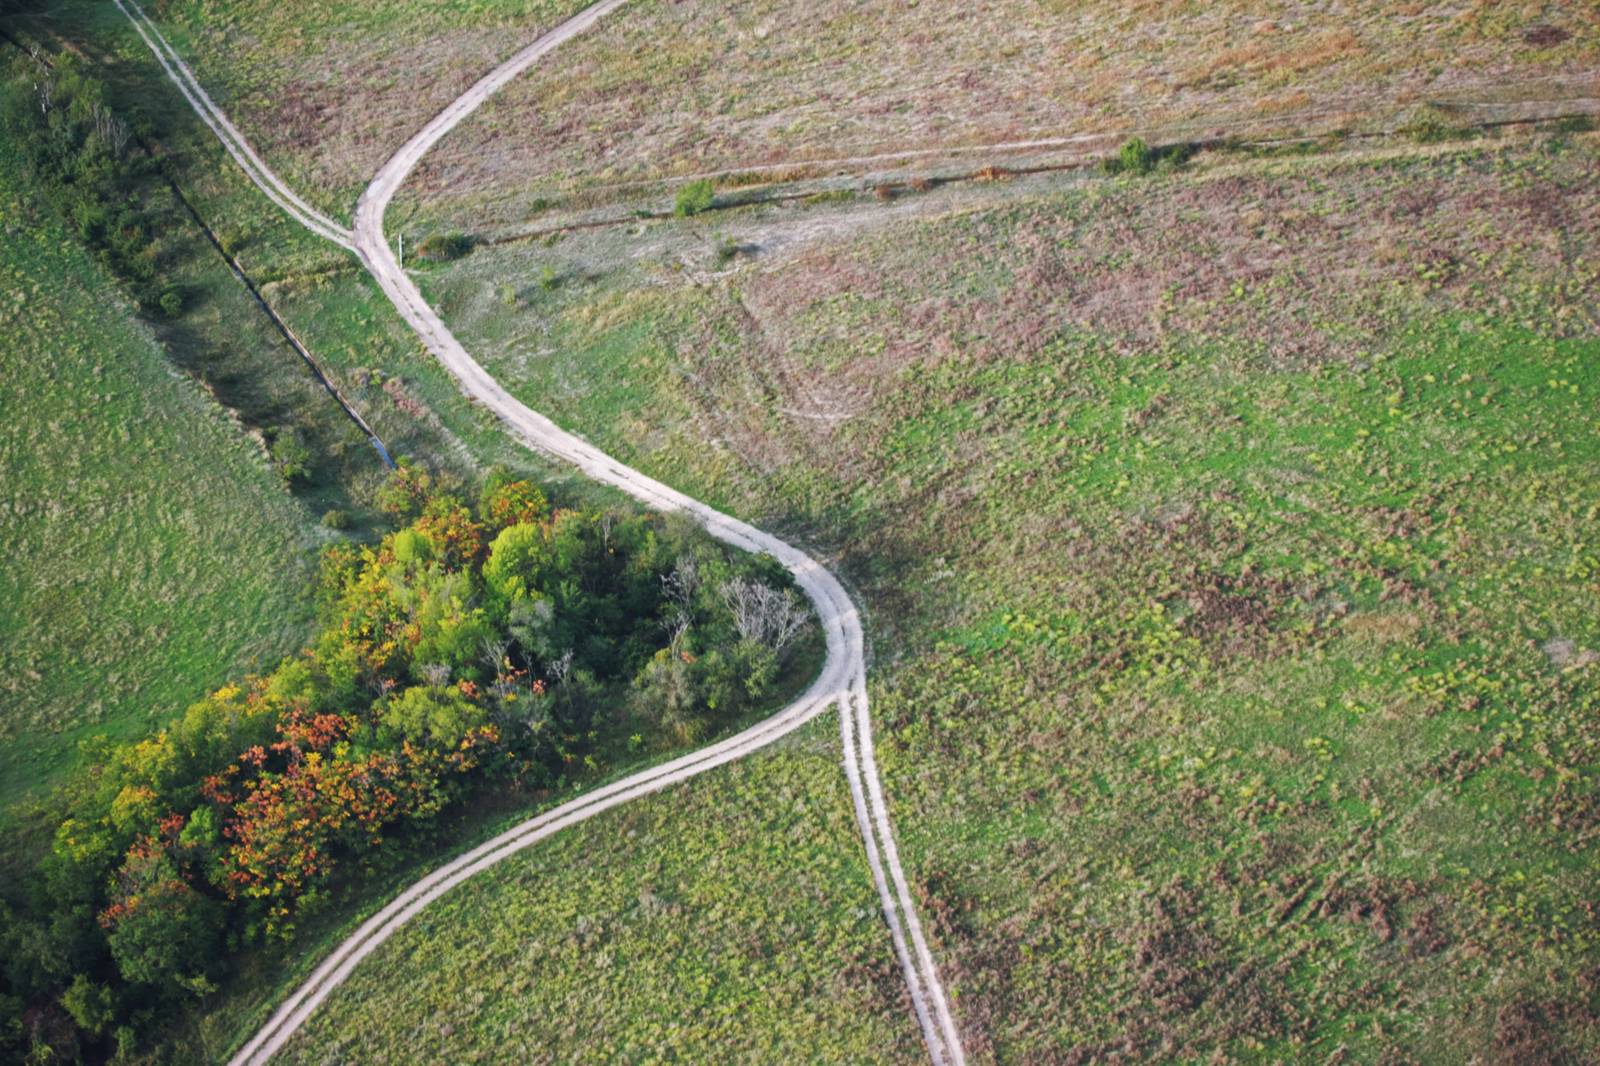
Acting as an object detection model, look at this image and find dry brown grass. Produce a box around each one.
[156,0,1598,224]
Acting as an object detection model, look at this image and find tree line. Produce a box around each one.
[0,465,814,1062]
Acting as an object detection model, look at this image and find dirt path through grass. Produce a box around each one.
[114,1,966,1062]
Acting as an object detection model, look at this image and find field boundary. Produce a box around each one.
[475,103,1600,248]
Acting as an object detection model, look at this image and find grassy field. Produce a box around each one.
[115,0,1600,231]
[273,712,924,1066]
[403,0,1600,230]
[0,142,316,812]
[137,0,593,219]
[376,132,1600,1061]
[12,0,1600,1059]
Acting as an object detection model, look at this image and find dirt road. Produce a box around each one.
[115,1,964,1062]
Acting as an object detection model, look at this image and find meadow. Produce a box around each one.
[8,0,1600,1058]
[0,142,315,813]
[402,0,1599,231]
[381,131,1600,1061]
[276,712,925,1066]
[111,0,1600,232]
[141,0,595,219]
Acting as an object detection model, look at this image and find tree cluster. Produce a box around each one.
[0,465,812,1062]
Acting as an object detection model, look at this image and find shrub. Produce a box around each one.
[1116,137,1154,175]
[1105,137,1194,176]
[674,179,715,217]
[909,177,934,192]
[415,232,474,261]
[158,284,185,318]
[321,509,350,531]
[874,184,895,200]
[267,428,311,483]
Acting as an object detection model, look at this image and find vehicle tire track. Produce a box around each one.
[117,5,965,1064]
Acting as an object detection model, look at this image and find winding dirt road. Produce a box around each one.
[113,1,965,1063]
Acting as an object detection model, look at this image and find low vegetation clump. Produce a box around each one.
[0,464,816,1062]
[673,178,714,217]
[414,231,475,262]
[1104,136,1196,176]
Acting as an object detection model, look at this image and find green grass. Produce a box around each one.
[0,142,317,811]
[867,318,1600,1062]
[13,0,1600,1057]
[274,711,923,1066]
[381,137,1600,1061]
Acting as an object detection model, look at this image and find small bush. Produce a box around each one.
[1403,119,1475,144]
[674,179,716,217]
[321,509,350,531]
[529,198,550,213]
[1552,115,1596,135]
[218,228,249,258]
[158,285,185,318]
[267,427,311,483]
[1105,137,1194,176]
[909,177,934,192]
[1119,137,1153,174]
[874,184,895,201]
[415,232,474,261]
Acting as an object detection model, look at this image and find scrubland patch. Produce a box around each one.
[133,0,1600,224]
[146,0,593,217]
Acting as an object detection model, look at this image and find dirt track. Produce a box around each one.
[113,0,965,1062]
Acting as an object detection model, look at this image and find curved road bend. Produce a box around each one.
[114,2,965,1063]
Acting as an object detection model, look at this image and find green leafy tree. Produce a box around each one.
[59,975,117,1036]
[101,848,221,991]
[383,684,489,749]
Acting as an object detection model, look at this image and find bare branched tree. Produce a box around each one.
[659,553,700,646]
[546,649,574,686]
[662,610,691,648]
[480,637,510,672]
[661,553,698,609]
[90,102,128,154]
[718,577,813,659]
[421,662,452,689]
